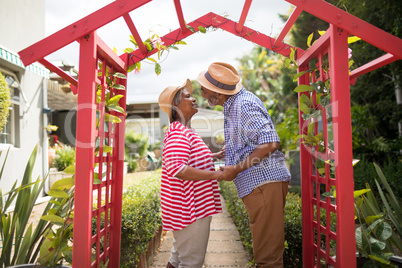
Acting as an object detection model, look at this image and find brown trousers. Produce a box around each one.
[242,181,289,268]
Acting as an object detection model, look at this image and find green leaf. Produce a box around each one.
[103,145,113,153]
[354,189,371,199]
[299,94,312,106]
[63,165,75,174]
[311,81,325,93]
[47,189,69,199]
[373,163,400,214]
[129,35,137,45]
[367,253,391,265]
[144,42,153,51]
[112,72,127,79]
[373,221,392,241]
[127,64,137,73]
[308,122,315,135]
[368,236,386,251]
[198,26,206,33]
[318,168,326,176]
[155,63,161,75]
[301,113,311,121]
[40,215,65,224]
[169,45,179,50]
[108,94,124,106]
[320,95,330,107]
[186,25,195,32]
[293,71,309,82]
[289,48,295,63]
[299,102,310,114]
[51,177,75,191]
[348,36,361,44]
[310,110,321,118]
[94,178,102,184]
[147,57,157,64]
[124,47,134,53]
[283,58,291,68]
[318,30,326,36]
[314,132,323,142]
[293,135,305,142]
[104,114,122,123]
[294,84,313,93]
[175,41,187,45]
[111,84,125,90]
[307,33,314,47]
[107,104,125,114]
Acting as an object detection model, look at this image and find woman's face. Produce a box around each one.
[175,88,198,118]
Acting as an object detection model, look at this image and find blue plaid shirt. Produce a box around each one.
[224,88,291,199]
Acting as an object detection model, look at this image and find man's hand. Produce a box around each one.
[217,165,239,182]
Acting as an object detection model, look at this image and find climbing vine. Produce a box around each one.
[124,24,206,75]
[285,31,360,177]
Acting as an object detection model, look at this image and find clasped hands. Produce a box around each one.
[214,165,238,182]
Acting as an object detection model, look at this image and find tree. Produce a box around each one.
[337,0,402,161]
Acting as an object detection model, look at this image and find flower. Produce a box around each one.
[133,67,140,74]
[348,48,352,59]
[151,37,164,50]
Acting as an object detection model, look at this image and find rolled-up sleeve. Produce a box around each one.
[163,130,190,177]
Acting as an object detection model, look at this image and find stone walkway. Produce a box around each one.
[149,198,252,268]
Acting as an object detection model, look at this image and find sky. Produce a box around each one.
[45,0,293,104]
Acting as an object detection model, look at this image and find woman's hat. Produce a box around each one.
[197,62,242,95]
[158,79,193,122]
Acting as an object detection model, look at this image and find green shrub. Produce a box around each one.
[219,181,303,267]
[119,171,162,267]
[53,145,76,171]
[354,158,402,203]
[0,71,11,132]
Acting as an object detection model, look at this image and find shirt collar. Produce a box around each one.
[223,87,245,109]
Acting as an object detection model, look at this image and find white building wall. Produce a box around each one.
[0,0,46,51]
[0,0,48,195]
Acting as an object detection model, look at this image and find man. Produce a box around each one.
[197,62,291,268]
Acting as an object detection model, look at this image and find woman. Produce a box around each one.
[158,79,224,268]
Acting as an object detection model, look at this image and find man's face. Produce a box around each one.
[201,87,222,107]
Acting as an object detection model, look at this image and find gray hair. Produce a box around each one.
[171,88,184,121]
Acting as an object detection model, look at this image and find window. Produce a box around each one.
[0,69,20,147]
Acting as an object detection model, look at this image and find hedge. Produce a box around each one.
[119,171,162,267]
[219,181,303,267]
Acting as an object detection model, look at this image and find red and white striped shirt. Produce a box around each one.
[161,121,222,231]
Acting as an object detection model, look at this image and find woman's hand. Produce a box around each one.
[212,147,225,160]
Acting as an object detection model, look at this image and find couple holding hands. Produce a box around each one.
[159,62,291,268]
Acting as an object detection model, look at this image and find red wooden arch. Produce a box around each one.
[18,0,402,267]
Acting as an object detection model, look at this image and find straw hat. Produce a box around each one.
[197,62,242,95]
[158,79,193,122]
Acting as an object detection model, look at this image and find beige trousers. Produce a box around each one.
[169,216,212,268]
[242,181,289,268]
